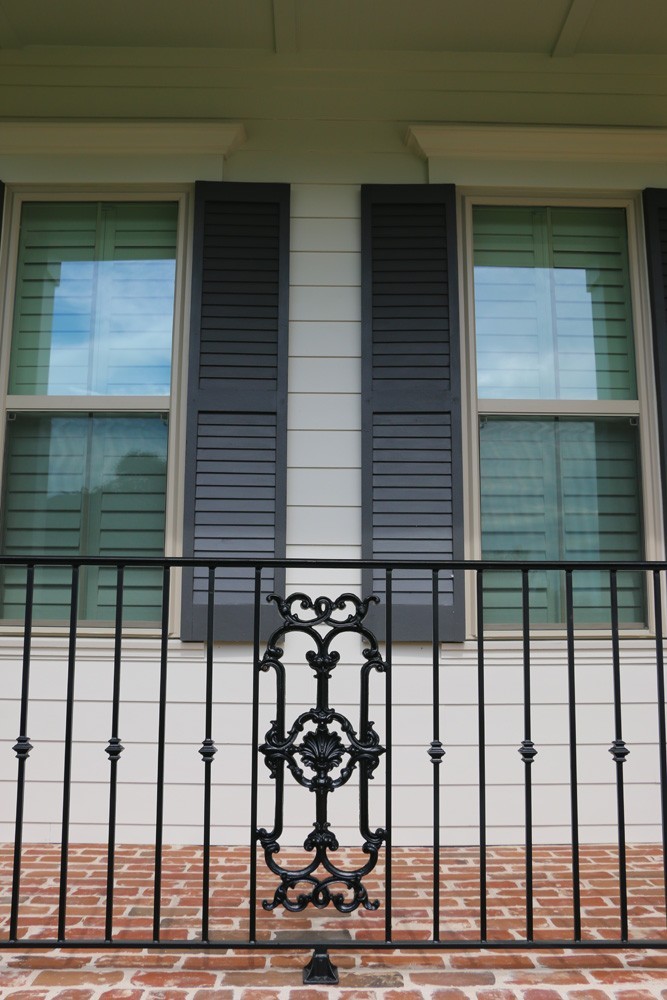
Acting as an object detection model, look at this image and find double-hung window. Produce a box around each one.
[471,201,647,627]
[0,197,180,625]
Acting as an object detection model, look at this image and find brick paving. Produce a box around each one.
[1,844,667,998]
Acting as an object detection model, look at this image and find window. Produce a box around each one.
[471,203,645,626]
[0,199,179,624]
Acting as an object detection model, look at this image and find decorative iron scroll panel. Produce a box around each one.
[256,593,387,912]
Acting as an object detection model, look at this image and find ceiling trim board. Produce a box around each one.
[407,124,667,163]
[0,120,247,156]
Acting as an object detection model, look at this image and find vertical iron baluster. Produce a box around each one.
[249,566,262,943]
[104,565,125,942]
[200,565,217,943]
[476,569,487,942]
[429,569,443,942]
[152,565,170,942]
[520,569,535,942]
[384,568,393,943]
[609,569,629,941]
[565,570,581,941]
[654,569,667,927]
[9,563,35,942]
[57,564,79,941]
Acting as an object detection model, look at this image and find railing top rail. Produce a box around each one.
[0,555,665,571]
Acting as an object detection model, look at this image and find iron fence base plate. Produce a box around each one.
[303,947,339,984]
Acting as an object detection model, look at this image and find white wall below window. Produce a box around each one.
[0,634,663,847]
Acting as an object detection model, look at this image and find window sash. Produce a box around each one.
[473,205,637,402]
[0,412,168,623]
[479,415,644,625]
[469,199,650,630]
[8,201,178,398]
[0,194,185,628]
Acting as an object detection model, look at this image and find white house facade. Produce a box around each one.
[1,2,667,861]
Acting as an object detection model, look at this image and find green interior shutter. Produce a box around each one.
[361,185,464,641]
[0,414,168,623]
[180,182,289,641]
[480,416,643,626]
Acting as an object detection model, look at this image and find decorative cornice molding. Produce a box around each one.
[0,120,246,156]
[406,124,667,164]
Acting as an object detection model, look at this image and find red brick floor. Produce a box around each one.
[1,844,667,998]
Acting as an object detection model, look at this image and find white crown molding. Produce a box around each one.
[0,120,246,156]
[406,124,667,164]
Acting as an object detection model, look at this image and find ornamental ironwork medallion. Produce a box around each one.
[256,592,387,913]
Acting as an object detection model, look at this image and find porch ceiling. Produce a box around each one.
[0,0,666,57]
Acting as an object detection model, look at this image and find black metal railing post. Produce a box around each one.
[565,569,582,941]
[654,569,667,927]
[57,564,80,942]
[384,567,393,944]
[9,563,35,942]
[104,564,125,942]
[519,569,536,943]
[200,564,217,943]
[609,569,629,942]
[428,569,444,943]
[476,568,487,943]
[152,564,171,943]
[248,565,262,944]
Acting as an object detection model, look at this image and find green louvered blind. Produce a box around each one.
[474,206,637,401]
[9,201,177,396]
[1,414,168,623]
[479,417,643,625]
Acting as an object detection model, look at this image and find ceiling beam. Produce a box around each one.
[0,1,20,48]
[272,0,298,54]
[551,0,597,57]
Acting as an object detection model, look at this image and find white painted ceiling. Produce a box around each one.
[0,0,665,57]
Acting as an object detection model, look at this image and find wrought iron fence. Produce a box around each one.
[1,556,667,985]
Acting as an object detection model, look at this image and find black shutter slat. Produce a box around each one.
[362,185,464,641]
[181,182,289,641]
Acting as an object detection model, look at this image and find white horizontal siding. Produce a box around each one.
[286,184,362,592]
[1,635,666,846]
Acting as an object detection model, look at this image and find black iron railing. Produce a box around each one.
[1,556,667,985]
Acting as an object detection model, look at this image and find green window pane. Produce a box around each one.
[479,417,644,625]
[0,413,168,623]
[9,202,178,396]
[473,206,637,401]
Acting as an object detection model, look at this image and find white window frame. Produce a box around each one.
[459,190,664,638]
[0,185,194,635]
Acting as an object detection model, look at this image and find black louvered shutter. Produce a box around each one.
[181,182,289,641]
[361,184,464,641]
[643,189,667,543]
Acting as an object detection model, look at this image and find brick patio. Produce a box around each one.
[1,843,667,998]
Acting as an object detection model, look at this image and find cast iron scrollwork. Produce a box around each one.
[256,592,386,913]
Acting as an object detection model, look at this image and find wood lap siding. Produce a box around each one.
[361,185,464,641]
[181,183,289,641]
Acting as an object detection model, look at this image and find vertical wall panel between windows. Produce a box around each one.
[180,182,289,642]
[361,184,465,641]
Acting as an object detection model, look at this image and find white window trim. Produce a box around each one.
[0,185,194,637]
[458,190,665,639]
